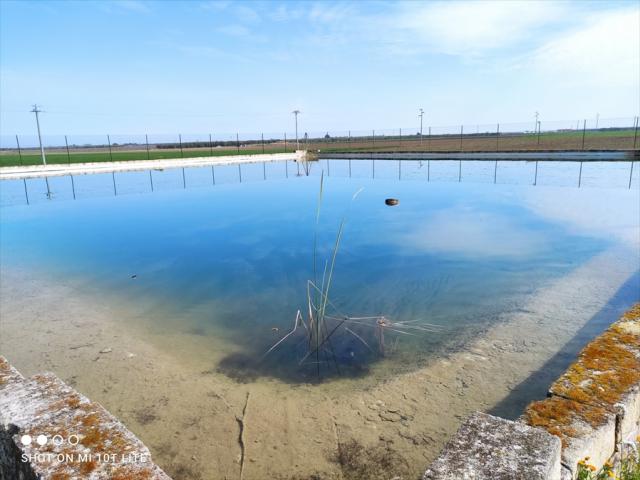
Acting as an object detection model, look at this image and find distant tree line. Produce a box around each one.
[157,139,280,149]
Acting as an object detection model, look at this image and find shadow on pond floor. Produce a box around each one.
[488,270,640,420]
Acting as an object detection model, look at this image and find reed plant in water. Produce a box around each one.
[262,172,441,378]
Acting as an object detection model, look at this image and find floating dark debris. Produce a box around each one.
[385,198,399,206]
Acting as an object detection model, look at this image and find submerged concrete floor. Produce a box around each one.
[0,246,637,479]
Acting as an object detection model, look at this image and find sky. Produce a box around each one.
[1,0,639,141]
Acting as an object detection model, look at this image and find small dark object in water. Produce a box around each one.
[385,198,399,206]
[130,274,137,279]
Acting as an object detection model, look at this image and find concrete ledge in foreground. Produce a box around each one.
[0,356,172,479]
[422,412,562,480]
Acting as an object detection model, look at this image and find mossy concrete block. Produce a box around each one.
[546,304,640,455]
[558,413,617,479]
[0,357,23,389]
[423,412,561,480]
[0,356,172,479]
[561,465,573,480]
[525,395,617,479]
[611,385,640,444]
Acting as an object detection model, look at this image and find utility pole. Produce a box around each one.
[292,110,300,149]
[534,111,539,133]
[595,113,599,129]
[418,108,424,146]
[31,104,46,165]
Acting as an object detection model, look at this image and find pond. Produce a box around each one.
[0,158,638,479]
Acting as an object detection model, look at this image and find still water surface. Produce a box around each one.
[1,159,638,382]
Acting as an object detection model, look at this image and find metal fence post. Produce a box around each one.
[581,120,586,150]
[179,134,184,158]
[145,134,150,160]
[16,135,23,165]
[65,135,71,163]
[107,134,113,161]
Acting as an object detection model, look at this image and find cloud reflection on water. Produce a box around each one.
[397,206,548,259]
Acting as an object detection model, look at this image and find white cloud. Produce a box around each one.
[216,24,267,42]
[234,4,260,23]
[199,1,231,11]
[269,4,305,22]
[308,3,354,23]
[526,8,640,88]
[200,1,259,22]
[217,24,251,37]
[105,0,151,14]
[379,1,567,57]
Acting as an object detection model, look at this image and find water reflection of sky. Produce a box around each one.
[0,160,638,380]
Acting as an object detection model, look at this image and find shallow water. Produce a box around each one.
[1,159,638,383]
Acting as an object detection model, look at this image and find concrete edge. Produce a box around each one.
[318,151,637,161]
[0,151,306,180]
[423,304,640,480]
[0,356,172,479]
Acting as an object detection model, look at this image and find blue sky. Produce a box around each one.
[1,0,638,139]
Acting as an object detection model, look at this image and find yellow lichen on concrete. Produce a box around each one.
[523,304,640,471]
[617,304,640,335]
[1,364,171,479]
[524,396,608,447]
[549,304,640,412]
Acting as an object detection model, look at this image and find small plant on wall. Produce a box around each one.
[576,437,640,480]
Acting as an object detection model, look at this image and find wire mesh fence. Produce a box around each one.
[1,116,638,166]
